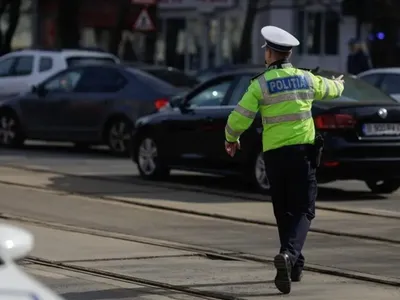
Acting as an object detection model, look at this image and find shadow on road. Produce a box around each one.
[0,144,120,160]
[1,144,389,202]
[43,172,388,204]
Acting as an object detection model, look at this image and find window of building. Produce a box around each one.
[297,10,339,55]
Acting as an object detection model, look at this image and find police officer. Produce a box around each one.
[224,26,344,295]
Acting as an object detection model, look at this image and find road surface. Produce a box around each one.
[0,143,399,299]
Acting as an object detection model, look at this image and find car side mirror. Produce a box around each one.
[0,224,34,261]
[170,95,184,108]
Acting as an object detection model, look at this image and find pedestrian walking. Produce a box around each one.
[224,25,345,295]
[347,38,372,75]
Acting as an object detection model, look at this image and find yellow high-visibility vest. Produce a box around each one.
[225,63,344,152]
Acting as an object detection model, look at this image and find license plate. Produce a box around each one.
[363,123,400,136]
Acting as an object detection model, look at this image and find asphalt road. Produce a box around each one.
[1,142,400,213]
[1,143,400,299]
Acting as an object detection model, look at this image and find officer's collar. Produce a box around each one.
[266,59,293,70]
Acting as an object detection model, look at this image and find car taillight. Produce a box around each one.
[314,114,356,129]
[155,98,169,110]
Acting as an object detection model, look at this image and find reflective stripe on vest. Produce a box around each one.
[257,72,314,105]
[234,104,257,119]
[321,77,330,99]
[225,124,243,138]
[262,110,312,124]
[256,71,314,124]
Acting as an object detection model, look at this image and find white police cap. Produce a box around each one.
[261,26,300,52]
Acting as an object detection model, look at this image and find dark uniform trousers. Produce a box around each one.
[264,144,317,271]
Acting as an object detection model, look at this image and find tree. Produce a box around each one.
[0,0,21,55]
[109,0,131,55]
[236,0,260,63]
[57,0,81,48]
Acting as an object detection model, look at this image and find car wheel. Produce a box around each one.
[251,151,270,193]
[365,179,400,194]
[106,118,132,156]
[0,111,24,147]
[136,136,170,180]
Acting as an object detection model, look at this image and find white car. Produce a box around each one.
[0,223,65,300]
[0,49,120,98]
[358,68,400,102]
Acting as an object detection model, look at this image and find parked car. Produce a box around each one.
[0,64,179,155]
[126,63,199,90]
[196,64,264,82]
[0,223,65,299]
[358,68,400,101]
[0,49,120,99]
[131,68,400,194]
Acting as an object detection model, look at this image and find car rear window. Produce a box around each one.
[318,71,397,103]
[143,69,199,88]
[128,67,179,95]
[66,56,117,67]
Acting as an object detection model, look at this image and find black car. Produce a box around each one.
[0,64,179,155]
[196,64,264,82]
[131,68,400,194]
[125,63,199,90]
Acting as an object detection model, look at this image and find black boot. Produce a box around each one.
[273,253,292,294]
[291,267,303,282]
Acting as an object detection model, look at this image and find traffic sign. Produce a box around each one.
[133,8,155,31]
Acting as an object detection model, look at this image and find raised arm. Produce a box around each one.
[306,71,344,101]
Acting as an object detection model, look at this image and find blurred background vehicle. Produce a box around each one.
[125,62,199,91]
[0,223,65,300]
[0,49,120,99]
[131,68,400,194]
[195,64,264,82]
[0,64,179,156]
[358,68,400,102]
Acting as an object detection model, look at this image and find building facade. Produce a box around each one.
[156,0,365,72]
[9,0,365,72]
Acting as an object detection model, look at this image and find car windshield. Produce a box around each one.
[128,68,179,95]
[318,71,397,103]
[143,68,199,88]
[66,56,117,67]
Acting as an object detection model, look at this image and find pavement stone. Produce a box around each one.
[12,221,400,300]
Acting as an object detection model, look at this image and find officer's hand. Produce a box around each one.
[332,75,344,84]
[225,141,240,157]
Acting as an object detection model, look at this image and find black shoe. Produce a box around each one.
[274,253,292,294]
[291,268,303,282]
